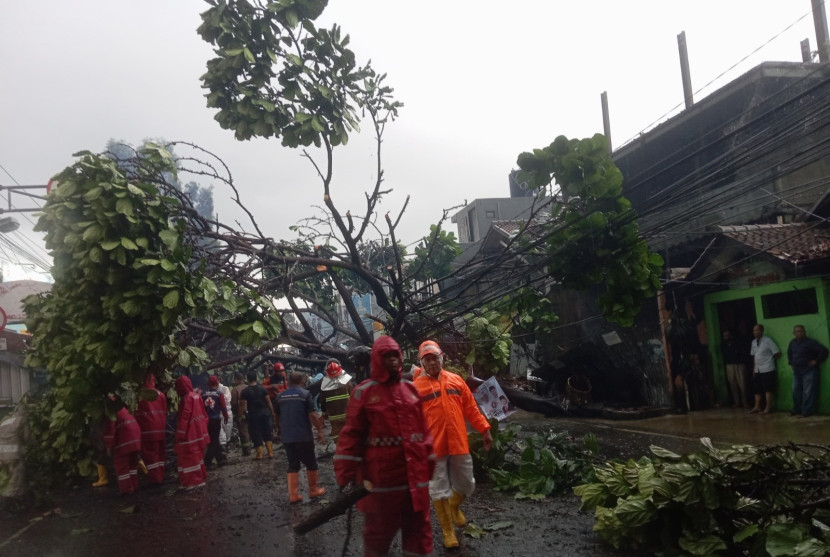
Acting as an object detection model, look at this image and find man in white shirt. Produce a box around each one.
[749,323,781,414]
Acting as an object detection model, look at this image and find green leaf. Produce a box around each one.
[159,229,179,249]
[766,524,803,556]
[121,237,138,250]
[162,290,179,309]
[677,534,727,556]
[100,240,120,251]
[463,523,487,539]
[115,197,133,216]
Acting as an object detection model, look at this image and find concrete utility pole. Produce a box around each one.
[813,0,830,62]
[600,91,612,153]
[677,31,694,109]
[801,38,813,62]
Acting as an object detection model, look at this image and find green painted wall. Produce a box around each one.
[704,277,830,413]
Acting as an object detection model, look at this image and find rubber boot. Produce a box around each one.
[287,472,303,503]
[266,441,274,458]
[433,498,459,549]
[307,470,326,498]
[254,446,263,460]
[448,490,467,527]
[92,464,108,487]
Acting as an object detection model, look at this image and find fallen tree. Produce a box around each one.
[574,439,830,556]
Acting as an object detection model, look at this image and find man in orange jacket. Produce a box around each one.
[413,339,493,549]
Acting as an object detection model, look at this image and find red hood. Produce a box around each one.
[143,375,156,389]
[370,335,402,383]
[175,376,193,396]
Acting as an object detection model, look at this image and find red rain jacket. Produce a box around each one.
[103,406,141,456]
[334,336,435,513]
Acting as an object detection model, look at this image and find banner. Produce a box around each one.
[474,376,515,420]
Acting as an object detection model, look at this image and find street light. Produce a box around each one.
[0,217,19,233]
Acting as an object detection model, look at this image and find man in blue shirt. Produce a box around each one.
[276,371,326,503]
[749,324,781,414]
[787,325,828,417]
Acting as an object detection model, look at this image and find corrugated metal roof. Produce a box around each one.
[719,223,830,264]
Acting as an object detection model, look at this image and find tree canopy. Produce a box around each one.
[21,0,664,482]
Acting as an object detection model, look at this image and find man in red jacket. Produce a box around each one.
[135,374,167,484]
[413,339,493,549]
[174,376,209,490]
[334,336,435,557]
[103,402,142,495]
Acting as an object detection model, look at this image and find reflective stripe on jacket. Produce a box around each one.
[334,335,435,513]
[413,369,490,458]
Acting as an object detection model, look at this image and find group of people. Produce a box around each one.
[94,336,494,555]
[334,335,493,555]
[721,323,828,416]
[93,375,168,494]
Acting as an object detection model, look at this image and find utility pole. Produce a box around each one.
[813,0,830,62]
[801,38,813,62]
[600,91,612,153]
[677,31,694,109]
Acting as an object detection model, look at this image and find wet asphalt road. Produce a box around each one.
[2,407,825,556]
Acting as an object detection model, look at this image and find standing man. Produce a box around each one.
[174,376,210,490]
[216,377,233,449]
[318,359,355,439]
[347,345,372,383]
[135,374,168,484]
[749,324,781,414]
[239,371,277,460]
[334,335,435,557]
[413,339,493,549]
[202,375,229,467]
[231,372,252,456]
[721,330,748,408]
[276,371,326,503]
[787,325,828,417]
[103,401,143,495]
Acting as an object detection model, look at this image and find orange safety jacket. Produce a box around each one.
[413,369,490,458]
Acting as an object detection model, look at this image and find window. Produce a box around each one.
[761,288,818,319]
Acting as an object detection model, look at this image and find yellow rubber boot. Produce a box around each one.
[92,464,108,487]
[266,441,274,458]
[449,490,467,527]
[433,498,459,549]
[254,446,263,460]
[307,470,326,498]
[287,472,303,503]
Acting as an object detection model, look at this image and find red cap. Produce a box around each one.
[273,362,285,372]
[208,375,220,387]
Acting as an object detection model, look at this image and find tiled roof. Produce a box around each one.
[719,223,830,264]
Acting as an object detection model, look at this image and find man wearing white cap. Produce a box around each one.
[413,340,493,549]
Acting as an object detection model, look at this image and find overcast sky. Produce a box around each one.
[0,0,819,281]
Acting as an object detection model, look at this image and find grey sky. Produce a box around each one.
[0,1,817,280]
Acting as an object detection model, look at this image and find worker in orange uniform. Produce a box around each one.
[412,340,493,549]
